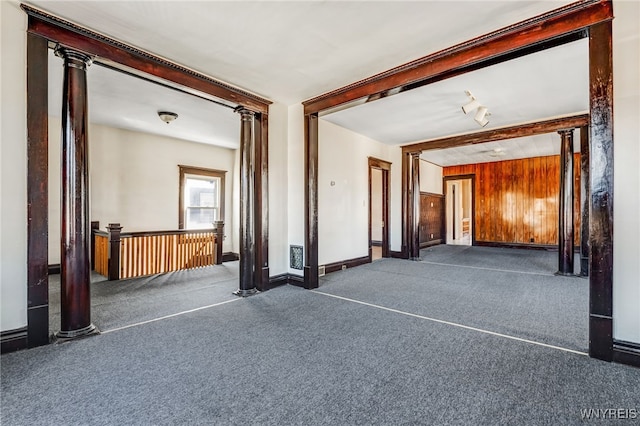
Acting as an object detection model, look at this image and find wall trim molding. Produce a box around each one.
[324,256,371,274]
[475,241,556,251]
[613,340,640,368]
[48,264,61,275]
[420,240,442,249]
[222,252,240,262]
[390,250,408,259]
[1,327,28,354]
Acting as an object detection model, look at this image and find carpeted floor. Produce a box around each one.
[3,247,638,425]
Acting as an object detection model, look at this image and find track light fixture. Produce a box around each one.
[474,106,490,127]
[462,90,490,127]
[462,91,481,114]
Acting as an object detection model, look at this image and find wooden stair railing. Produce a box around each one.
[91,221,224,280]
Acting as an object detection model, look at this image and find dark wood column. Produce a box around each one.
[579,126,590,277]
[254,113,269,291]
[588,20,614,362]
[55,46,96,339]
[304,113,319,289]
[409,151,421,260]
[234,108,258,296]
[26,32,50,348]
[556,129,575,276]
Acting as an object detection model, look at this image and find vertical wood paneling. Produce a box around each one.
[419,193,445,245]
[443,154,580,245]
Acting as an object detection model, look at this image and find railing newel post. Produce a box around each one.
[214,221,224,265]
[91,221,99,271]
[107,223,123,281]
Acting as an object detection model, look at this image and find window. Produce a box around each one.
[179,166,226,230]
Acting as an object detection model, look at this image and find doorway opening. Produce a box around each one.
[445,176,473,246]
[368,157,391,262]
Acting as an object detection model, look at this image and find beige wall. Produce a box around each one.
[420,160,443,195]
[47,118,238,264]
[318,119,402,266]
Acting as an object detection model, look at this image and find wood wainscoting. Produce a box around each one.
[420,192,445,247]
[443,153,580,246]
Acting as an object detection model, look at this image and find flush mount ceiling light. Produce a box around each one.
[489,147,506,157]
[158,111,178,124]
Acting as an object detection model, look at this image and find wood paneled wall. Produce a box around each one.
[443,154,580,246]
[420,192,444,246]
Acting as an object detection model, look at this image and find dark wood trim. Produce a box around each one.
[304,113,319,289]
[107,223,123,281]
[390,250,408,259]
[402,115,589,154]
[288,274,306,288]
[557,129,575,275]
[222,252,240,262]
[613,340,640,369]
[48,264,61,275]
[588,20,614,362]
[303,1,611,114]
[371,240,383,247]
[420,240,442,249]
[475,241,556,251]
[324,256,371,274]
[401,151,410,258]
[26,31,50,349]
[579,126,590,276]
[368,157,391,262]
[254,113,270,291]
[409,152,421,259]
[90,221,99,270]
[21,4,271,114]
[237,108,257,295]
[178,165,226,230]
[266,274,290,290]
[1,327,29,354]
[443,174,476,246]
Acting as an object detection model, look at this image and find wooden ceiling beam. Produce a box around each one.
[401,114,589,153]
[21,4,271,114]
[303,0,612,115]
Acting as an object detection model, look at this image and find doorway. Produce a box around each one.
[368,157,391,261]
[445,177,473,246]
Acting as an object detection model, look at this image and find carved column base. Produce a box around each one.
[233,288,258,298]
[55,323,98,340]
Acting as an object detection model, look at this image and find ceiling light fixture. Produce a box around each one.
[474,106,490,127]
[462,91,490,127]
[461,91,480,114]
[158,111,178,124]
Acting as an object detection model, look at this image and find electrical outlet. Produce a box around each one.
[341,264,347,270]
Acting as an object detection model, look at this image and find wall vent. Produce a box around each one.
[318,265,326,277]
[290,245,303,270]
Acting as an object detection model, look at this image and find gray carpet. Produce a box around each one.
[3,248,638,425]
[318,245,588,353]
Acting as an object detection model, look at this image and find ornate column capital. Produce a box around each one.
[54,45,93,69]
[557,128,575,137]
[234,106,256,120]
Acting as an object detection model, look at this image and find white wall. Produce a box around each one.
[612,0,640,344]
[371,168,383,241]
[287,104,305,275]
[318,119,402,265]
[0,0,28,332]
[47,119,237,264]
[267,102,289,275]
[420,160,443,194]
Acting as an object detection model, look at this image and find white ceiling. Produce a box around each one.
[33,0,589,162]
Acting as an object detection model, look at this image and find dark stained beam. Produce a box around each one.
[55,46,96,339]
[303,1,612,114]
[254,113,270,292]
[22,5,271,114]
[26,32,50,348]
[579,126,590,277]
[588,20,613,362]
[402,115,589,154]
[235,108,258,297]
[304,113,319,289]
[556,129,575,276]
[409,152,421,260]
